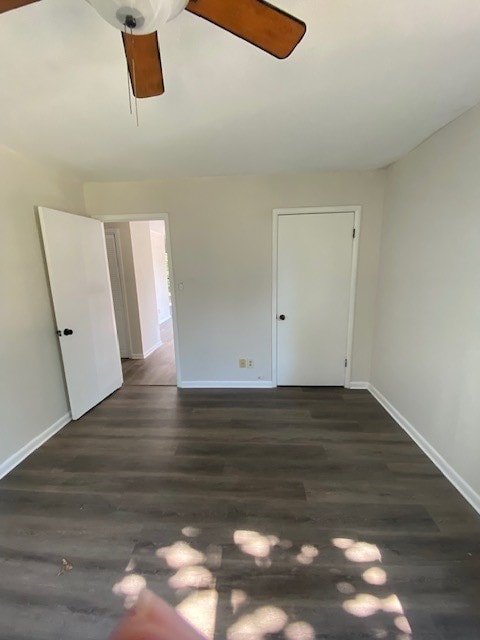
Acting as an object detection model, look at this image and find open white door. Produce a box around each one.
[39,207,123,419]
[276,211,356,386]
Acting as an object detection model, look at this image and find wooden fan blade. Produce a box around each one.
[185,0,306,59]
[122,31,164,98]
[0,0,40,13]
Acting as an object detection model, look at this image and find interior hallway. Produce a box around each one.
[122,318,176,386]
[0,386,479,640]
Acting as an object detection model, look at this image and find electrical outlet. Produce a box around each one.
[247,359,254,368]
[239,358,247,368]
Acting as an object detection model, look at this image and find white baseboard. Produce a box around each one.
[179,380,275,389]
[348,381,369,389]
[143,340,163,358]
[130,339,163,360]
[0,412,72,479]
[368,384,480,515]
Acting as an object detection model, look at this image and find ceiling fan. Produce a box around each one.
[0,0,306,98]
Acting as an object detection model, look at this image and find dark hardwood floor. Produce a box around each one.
[122,319,176,386]
[1,386,479,640]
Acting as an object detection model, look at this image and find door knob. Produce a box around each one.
[278,314,286,320]
[63,328,74,336]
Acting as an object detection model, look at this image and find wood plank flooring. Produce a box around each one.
[121,319,176,386]
[1,386,479,640]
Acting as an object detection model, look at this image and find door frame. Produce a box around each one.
[93,213,182,387]
[272,206,361,389]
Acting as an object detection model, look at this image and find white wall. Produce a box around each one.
[0,145,85,473]
[150,221,171,324]
[371,104,480,505]
[129,222,161,357]
[84,170,386,384]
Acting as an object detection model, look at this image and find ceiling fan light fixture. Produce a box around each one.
[86,0,188,34]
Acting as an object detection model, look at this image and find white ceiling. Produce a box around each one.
[1,0,480,181]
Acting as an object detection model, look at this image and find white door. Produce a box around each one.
[39,207,123,419]
[105,230,130,357]
[276,212,355,386]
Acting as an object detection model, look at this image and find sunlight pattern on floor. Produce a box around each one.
[111,525,415,640]
[332,536,412,640]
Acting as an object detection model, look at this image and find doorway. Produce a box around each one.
[272,207,360,388]
[101,215,180,387]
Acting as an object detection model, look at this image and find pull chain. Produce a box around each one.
[125,24,132,115]
[130,27,139,127]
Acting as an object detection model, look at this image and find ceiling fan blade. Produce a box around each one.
[0,0,40,13]
[185,0,306,59]
[122,31,164,99]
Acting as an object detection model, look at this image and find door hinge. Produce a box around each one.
[352,228,356,238]
[344,358,348,367]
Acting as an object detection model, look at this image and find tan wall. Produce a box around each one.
[85,169,386,383]
[0,145,85,471]
[372,104,480,503]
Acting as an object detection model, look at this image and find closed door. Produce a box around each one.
[39,207,123,419]
[276,212,355,386]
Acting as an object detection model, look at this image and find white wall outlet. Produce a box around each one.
[239,358,247,368]
[247,359,254,368]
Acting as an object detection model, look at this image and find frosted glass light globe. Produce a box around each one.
[87,0,188,34]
